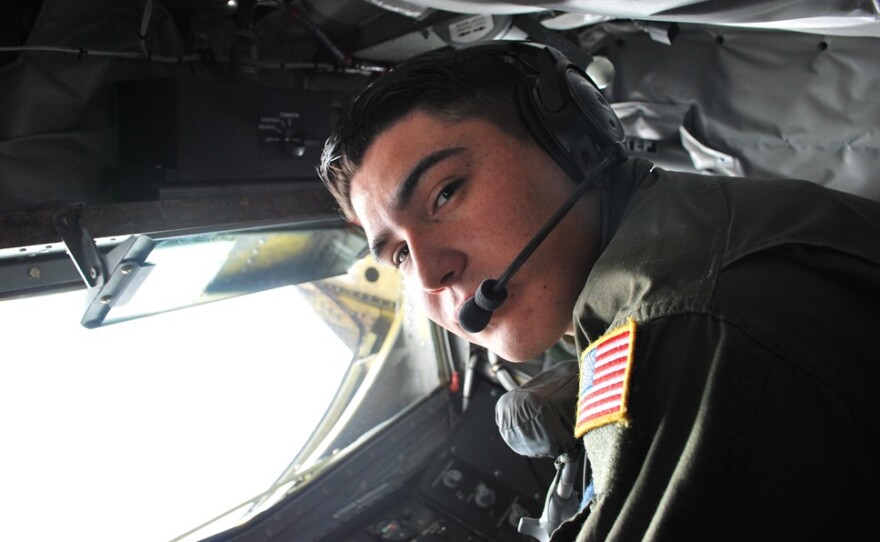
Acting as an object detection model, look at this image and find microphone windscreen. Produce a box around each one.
[474,279,507,311]
[458,297,493,333]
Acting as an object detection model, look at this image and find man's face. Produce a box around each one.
[349,111,601,361]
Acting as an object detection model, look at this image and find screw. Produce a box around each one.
[28,267,41,280]
[100,295,113,305]
[121,264,134,275]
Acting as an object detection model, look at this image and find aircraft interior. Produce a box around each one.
[1,1,878,541]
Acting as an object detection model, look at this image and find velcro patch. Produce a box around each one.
[574,318,637,438]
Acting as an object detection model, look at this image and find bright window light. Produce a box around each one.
[0,285,352,542]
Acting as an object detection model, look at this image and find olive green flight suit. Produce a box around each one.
[553,158,880,542]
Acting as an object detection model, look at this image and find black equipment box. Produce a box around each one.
[110,77,331,198]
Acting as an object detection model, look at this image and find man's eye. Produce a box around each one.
[392,245,410,268]
[436,180,461,208]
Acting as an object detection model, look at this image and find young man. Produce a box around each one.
[319,44,880,541]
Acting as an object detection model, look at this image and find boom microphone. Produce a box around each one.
[457,147,626,334]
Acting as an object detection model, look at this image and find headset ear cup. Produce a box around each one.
[469,40,627,179]
[517,77,584,181]
[528,54,627,179]
[566,69,625,149]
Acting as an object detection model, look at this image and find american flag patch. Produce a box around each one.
[574,318,637,438]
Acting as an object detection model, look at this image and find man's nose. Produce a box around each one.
[408,235,464,294]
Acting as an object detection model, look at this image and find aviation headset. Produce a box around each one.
[455,42,629,333]
[466,41,628,184]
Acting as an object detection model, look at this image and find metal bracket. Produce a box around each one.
[79,235,155,328]
[53,205,107,289]
[53,205,156,328]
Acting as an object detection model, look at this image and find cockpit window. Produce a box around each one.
[0,225,445,542]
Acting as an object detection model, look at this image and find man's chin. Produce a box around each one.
[442,313,549,362]
[484,337,547,364]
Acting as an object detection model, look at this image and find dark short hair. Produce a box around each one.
[318,46,533,221]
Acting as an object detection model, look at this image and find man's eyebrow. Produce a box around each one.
[370,232,391,263]
[393,146,464,211]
